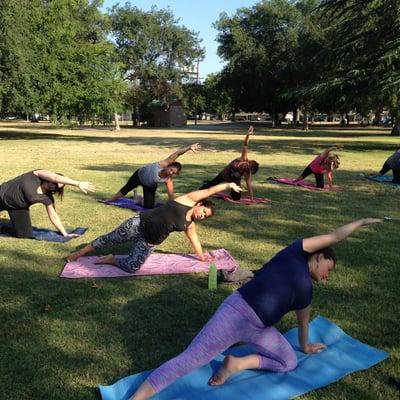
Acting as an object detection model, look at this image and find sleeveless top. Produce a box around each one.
[138,162,167,187]
[140,201,192,245]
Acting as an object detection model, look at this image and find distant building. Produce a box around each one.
[148,100,187,127]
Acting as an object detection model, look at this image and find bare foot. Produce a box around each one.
[67,252,82,262]
[94,254,117,265]
[209,355,239,386]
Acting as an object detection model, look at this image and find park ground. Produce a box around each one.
[0,121,399,399]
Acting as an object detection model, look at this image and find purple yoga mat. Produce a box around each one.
[213,192,272,205]
[99,198,162,211]
[268,177,341,192]
[60,248,238,279]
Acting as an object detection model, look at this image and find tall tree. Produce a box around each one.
[318,0,400,135]
[110,4,204,125]
[215,0,304,126]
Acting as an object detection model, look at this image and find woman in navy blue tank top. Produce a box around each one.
[67,182,242,273]
[129,218,382,400]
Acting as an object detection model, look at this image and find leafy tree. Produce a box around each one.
[215,0,305,126]
[110,4,204,125]
[203,73,232,119]
[0,0,43,117]
[318,0,400,135]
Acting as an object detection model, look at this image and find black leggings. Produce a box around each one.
[199,174,241,200]
[119,169,157,209]
[300,165,324,188]
[379,161,400,183]
[0,206,33,238]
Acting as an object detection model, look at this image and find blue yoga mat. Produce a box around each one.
[365,174,400,186]
[0,226,87,242]
[99,316,388,400]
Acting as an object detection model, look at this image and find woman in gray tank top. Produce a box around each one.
[105,143,201,208]
[68,182,242,273]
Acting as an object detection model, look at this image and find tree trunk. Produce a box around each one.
[302,108,309,131]
[114,112,120,131]
[390,119,400,136]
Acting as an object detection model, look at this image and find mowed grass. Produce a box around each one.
[0,121,399,400]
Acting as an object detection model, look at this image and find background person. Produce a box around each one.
[199,126,259,200]
[374,149,400,183]
[294,145,343,189]
[106,143,201,208]
[0,170,95,238]
[68,182,242,272]
[129,218,382,400]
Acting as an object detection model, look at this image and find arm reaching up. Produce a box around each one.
[240,126,254,161]
[176,182,242,207]
[303,218,382,254]
[159,143,201,168]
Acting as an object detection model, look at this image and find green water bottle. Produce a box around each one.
[208,262,217,291]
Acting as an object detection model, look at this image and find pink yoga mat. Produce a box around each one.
[213,192,272,205]
[269,178,341,192]
[60,248,238,279]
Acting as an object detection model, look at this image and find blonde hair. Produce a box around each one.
[328,154,340,169]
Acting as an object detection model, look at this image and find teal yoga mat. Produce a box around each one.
[99,316,388,400]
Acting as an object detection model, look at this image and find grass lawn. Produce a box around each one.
[0,121,399,399]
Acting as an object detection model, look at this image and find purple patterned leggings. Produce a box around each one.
[147,292,298,393]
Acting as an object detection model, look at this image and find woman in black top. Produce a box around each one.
[67,182,242,272]
[199,126,259,200]
[0,170,95,238]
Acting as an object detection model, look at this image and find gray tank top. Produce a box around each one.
[138,162,166,187]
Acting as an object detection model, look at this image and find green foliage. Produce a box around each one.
[110,4,204,120]
[0,0,124,124]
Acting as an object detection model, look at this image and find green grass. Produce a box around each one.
[0,121,399,399]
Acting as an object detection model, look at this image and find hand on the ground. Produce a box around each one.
[67,252,81,262]
[303,342,326,354]
[229,183,242,193]
[190,143,201,153]
[78,181,96,194]
[65,233,80,238]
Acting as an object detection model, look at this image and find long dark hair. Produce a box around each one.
[51,173,65,200]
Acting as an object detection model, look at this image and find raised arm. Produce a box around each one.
[302,218,382,254]
[176,182,242,206]
[159,143,201,168]
[320,144,344,159]
[33,170,95,194]
[240,126,254,161]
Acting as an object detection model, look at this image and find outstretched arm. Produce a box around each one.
[176,182,242,206]
[296,306,326,353]
[185,223,206,261]
[302,218,382,254]
[320,144,344,158]
[240,126,254,161]
[159,143,201,168]
[34,170,95,194]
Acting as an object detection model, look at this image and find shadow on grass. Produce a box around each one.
[0,252,233,400]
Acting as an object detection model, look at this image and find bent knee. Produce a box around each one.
[281,356,298,372]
